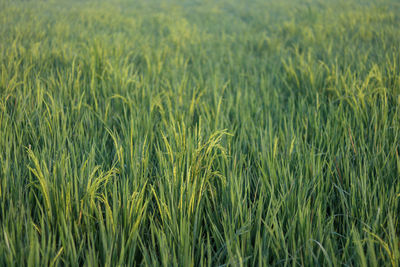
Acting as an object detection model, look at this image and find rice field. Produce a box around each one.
[0,0,400,265]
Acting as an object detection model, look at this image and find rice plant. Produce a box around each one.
[0,0,399,265]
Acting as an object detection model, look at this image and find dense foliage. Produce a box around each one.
[1,0,399,265]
